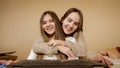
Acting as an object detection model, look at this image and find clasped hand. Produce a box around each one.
[48,40,77,59]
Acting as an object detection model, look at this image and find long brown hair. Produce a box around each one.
[40,11,67,60]
[61,8,83,40]
[40,11,65,41]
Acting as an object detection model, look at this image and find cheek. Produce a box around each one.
[62,22,68,29]
[62,20,67,25]
[73,26,78,31]
[42,25,46,30]
[53,23,55,27]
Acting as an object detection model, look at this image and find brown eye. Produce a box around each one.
[42,21,46,24]
[67,19,72,22]
[49,19,54,22]
[74,22,79,25]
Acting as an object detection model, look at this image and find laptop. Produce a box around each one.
[6,59,109,68]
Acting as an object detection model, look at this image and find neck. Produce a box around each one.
[49,34,55,40]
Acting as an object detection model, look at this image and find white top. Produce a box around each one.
[27,48,37,60]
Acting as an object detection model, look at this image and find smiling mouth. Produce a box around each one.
[47,27,53,30]
[65,27,71,31]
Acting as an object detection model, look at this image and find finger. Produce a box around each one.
[93,55,102,62]
[64,48,74,58]
[52,43,56,47]
[48,42,52,46]
[48,41,54,46]
[67,51,75,58]
[64,51,72,58]
[101,58,106,64]
[64,51,70,57]
[48,41,51,46]
[104,59,113,66]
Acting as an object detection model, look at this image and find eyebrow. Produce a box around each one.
[68,17,73,21]
[67,17,79,23]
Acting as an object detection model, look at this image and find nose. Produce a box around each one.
[46,22,50,27]
[69,23,74,28]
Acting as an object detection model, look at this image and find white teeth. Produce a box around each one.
[46,27,53,30]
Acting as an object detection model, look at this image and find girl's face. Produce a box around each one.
[42,14,55,35]
[62,12,80,35]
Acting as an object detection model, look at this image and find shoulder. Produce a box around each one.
[74,31,83,38]
[34,36,44,43]
[74,31,85,43]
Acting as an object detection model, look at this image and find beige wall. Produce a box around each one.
[0,0,120,60]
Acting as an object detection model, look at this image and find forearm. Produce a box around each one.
[64,40,87,57]
[33,42,58,56]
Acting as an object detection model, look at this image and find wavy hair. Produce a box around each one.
[40,11,65,42]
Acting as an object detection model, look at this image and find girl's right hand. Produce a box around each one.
[48,40,64,47]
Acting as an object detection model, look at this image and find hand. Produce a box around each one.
[6,60,18,65]
[93,55,113,67]
[48,40,64,47]
[57,46,76,58]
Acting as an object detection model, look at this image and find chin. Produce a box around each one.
[65,32,74,36]
[65,32,71,35]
